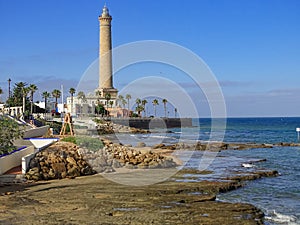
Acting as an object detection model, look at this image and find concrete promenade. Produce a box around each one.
[110,118,193,130]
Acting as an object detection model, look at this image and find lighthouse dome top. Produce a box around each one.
[102,5,110,17]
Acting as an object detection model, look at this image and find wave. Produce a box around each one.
[265,210,298,224]
[150,135,168,139]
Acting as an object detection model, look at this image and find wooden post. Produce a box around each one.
[60,113,74,136]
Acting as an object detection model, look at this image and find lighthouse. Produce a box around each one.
[98,5,118,98]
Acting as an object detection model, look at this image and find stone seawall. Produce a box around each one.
[110,118,193,130]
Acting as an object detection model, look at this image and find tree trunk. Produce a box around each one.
[71,95,73,114]
[22,95,25,115]
[30,94,33,115]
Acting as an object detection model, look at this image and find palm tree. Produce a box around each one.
[152,99,159,117]
[93,90,102,116]
[135,105,144,117]
[42,91,50,114]
[109,100,114,109]
[121,99,127,117]
[105,93,111,116]
[125,94,131,117]
[121,99,127,109]
[77,91,87,103]
[117,95,124,107]
[135,98,141,107]
[22,86,30,114]
[69,87,76,114]
[0,87,3,103]
[52,89,61,112]
[29,84,38,115]
[95,90,101,103]
[162,99,168,118]
[77,91,86,116]
[69,87,76,97]
[13,82,27,107]
[141,99,148,117]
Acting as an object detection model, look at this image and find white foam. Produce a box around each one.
[266,210,298,224]
[241,163,254,168]
[151,135,168,139]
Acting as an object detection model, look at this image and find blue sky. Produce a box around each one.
[0,0,300,117]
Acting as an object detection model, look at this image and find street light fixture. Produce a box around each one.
[8,78,11,115]
[8,78,11,98]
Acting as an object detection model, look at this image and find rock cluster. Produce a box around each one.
[26,142,94,181]
[96,122,149,134]
[151,142,228,151]
[82,139,177,171]
[95,122,115,135]
[26,138,178,181]
[79,146,118,173]
[152,141,284,151]
[227,170,279,182]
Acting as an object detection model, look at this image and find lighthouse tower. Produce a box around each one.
[98,5,118,98]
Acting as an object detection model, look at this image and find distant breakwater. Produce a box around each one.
[110,118,193,130]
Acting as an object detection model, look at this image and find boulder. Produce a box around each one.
[67,166,81,177]
[66,157,77,165]
[136,142,146,147]
[52,163,67,174]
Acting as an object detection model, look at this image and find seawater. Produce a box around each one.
[217,147,300,225]
[194,117,300,225]
[128,117,300,225]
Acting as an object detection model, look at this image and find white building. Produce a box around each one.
[66,91,119,117]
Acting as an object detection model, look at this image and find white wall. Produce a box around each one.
[0,146,34,175]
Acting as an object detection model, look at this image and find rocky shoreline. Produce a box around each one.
[151,140,300,151]
[0,135,281,224]
[0,167,276,225]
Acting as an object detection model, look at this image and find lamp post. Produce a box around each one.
[8,78,11,115]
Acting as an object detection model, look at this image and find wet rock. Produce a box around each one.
[125,163,136,169]
[226,170,279,182]
[124,144,132,147]
[152,143,165,149]
[136,142,146,147]
[94,121,150,134]
[104,167,115,173]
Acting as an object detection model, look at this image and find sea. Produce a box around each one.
[121,117,300,225]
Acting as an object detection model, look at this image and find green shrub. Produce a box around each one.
[61,136,104,152]
[35,118,62,134]
[0,116,24,155]
[93,118,105,124]
[60,136,77,144]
